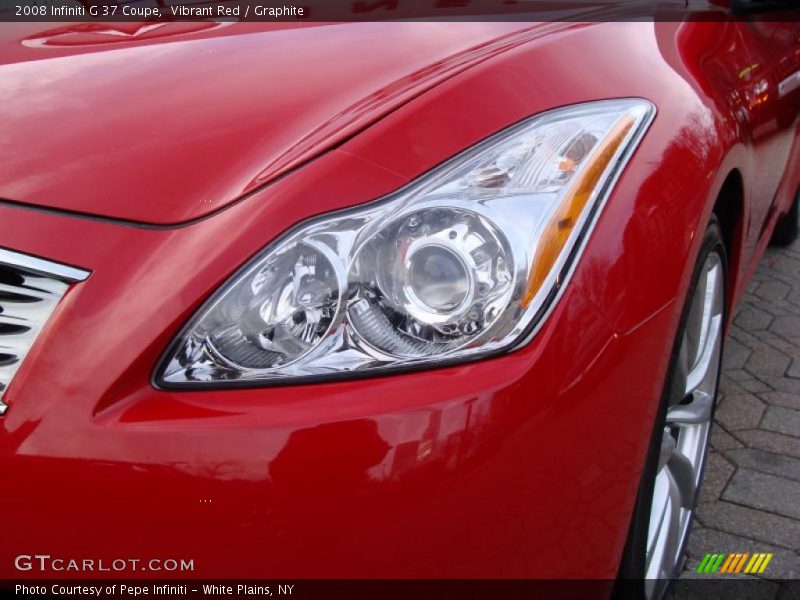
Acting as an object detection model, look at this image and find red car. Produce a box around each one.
[1,4,799,598]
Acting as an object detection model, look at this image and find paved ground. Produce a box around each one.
[680,235,800,586]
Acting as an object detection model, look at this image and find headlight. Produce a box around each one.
[158,99,654,386]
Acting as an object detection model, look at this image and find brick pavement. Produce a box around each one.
[680,236,800,586]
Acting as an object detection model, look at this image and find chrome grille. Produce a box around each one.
[0,248,89,415]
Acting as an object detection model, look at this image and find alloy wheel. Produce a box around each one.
[644,251,725,597]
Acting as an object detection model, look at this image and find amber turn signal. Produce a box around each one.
[521,114,635,308]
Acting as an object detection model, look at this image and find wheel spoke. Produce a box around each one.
[684,314,722,396]
[645,465,684,582]
[666,391,714,425]
[671,337,691,406]
[684,267,708,367]
[646,470,673,574]
[667,451,697,508]
[657,428,676,471]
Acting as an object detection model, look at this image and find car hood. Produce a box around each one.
[0,21,552,226]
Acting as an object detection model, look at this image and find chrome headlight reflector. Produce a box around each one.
[158,99,654,386]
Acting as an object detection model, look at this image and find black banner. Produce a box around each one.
[1,579,799,600]
[1,0,800,22]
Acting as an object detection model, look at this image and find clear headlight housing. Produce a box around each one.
[158,99,654,386]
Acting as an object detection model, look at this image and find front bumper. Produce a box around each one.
[0,145,678,580]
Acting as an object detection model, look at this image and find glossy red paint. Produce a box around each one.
[1,13,799,584]
[0,21,542,225]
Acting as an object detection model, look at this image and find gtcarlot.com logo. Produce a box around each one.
[697,551,773,574]
[14,554,194,573]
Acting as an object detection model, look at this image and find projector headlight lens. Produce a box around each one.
[348,208,513,358]
[408,244,470,313]
[158,99,654,386]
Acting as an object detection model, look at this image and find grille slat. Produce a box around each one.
[0,249,89,415]
[0,354,18,367]
[0,283,45,303]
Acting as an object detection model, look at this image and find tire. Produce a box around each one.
[615,216,728,600]
[770,189,799,247]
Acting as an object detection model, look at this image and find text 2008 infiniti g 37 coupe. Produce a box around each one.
[0,6,799,598]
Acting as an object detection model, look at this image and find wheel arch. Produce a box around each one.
[711,168,746,328]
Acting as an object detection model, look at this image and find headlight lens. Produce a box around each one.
[158,99,654,386]
[348,207,514,358]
